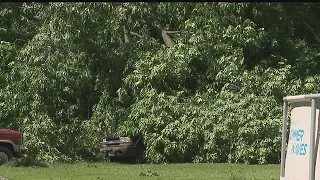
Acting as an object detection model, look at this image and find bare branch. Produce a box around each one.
[166,31,180,34]
[129,31,143,38]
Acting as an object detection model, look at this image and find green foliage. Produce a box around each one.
[1,2,319,164]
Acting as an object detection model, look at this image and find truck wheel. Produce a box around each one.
[0,147,13,166]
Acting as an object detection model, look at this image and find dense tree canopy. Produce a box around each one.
[1,2,320,164]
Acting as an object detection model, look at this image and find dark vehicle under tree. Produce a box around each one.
[100,135,145,163]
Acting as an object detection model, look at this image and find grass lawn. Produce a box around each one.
[0,162,280,180]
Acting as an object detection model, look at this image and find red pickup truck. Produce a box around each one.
[0,129,24,165]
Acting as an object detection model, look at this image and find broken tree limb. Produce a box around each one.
[161,30,175,47]
[123,27,130,44]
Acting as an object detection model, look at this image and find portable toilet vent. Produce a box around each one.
[281,94,320,180]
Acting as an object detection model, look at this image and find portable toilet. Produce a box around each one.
[281,94,320,180]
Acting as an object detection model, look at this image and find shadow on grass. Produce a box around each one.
[5,156,49,168]
[108,156,148,165]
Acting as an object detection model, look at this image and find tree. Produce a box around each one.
[1,2,320,164]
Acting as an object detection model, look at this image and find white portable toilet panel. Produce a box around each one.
[284,100,320,180]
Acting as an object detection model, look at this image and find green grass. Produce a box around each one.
[0,162,280,180]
